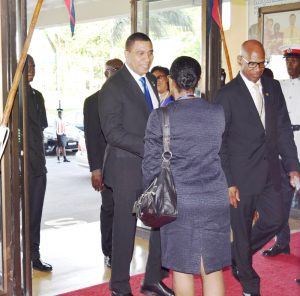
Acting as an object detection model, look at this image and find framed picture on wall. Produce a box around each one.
[258,3,300,59]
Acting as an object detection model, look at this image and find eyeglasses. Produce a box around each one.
[155,74,167,80]
[241,56,268,69]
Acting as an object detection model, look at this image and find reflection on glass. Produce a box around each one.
[137,0,202,69]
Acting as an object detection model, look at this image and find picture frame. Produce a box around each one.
[258,3,300,59]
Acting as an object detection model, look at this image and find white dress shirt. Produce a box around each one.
[125,63,159,109]
[240,72,265,129]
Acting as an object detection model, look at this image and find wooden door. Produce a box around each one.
[0,0,32,295]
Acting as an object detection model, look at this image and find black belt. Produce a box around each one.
[292,125,300,131]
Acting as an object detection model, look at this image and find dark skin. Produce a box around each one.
[27,55,35,82]
[230,40,300,209]
[237,40,266,83]
[286,56,300,79]
[104,59,123,79]
[91,59,123,192]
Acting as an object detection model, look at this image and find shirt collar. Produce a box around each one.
[125,63,147,81]
[240,71,261,88]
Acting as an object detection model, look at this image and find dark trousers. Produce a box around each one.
[100,186,114,257]
[231,176,284,294]
[144,228,169,283]
[110,186,164,293]
[276,163,294,247]
[29,174,47,261]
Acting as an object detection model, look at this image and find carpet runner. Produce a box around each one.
[58,232,300,295]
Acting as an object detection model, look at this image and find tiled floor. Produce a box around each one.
[32,222,150,296]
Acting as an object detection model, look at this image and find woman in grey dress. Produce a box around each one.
[142,56,231,296]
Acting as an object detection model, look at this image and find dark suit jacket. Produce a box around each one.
[98,65,159,191]
[83,91,106,172]
[28,86,48,176]
[215,73,300,195]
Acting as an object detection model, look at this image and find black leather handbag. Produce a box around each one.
[133,107,178,228]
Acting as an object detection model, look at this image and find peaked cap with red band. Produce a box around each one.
[280,44,300,58]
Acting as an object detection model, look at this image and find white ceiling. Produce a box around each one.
[27,0,131,28]
[27,0,197,28]
[27,0,91,12]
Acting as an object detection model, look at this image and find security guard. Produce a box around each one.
[262,44,300,257]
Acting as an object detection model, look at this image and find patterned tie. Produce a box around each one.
[139,77,153,111]
[253,83,265,128]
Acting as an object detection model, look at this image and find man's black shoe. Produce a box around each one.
[295,279,300,285]
[232,261,240,282]
[243,293,261,296]
[111,291,133,296]
[261,244,290,257]
[104,255,112,268]
[63,158,70,162]
[32,258,52,272]
[140,281,174,296]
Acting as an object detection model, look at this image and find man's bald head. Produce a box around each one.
[238,40,266,83]
[105,58,123,79]
[240,40,265,59]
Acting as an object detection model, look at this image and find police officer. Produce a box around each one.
[262,44,300,257]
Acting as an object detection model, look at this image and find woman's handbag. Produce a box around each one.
[133,107,178,228]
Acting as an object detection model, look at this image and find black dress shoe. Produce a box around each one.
[32,258,52,272]
[261,244,290,257]
[243,293,260,296]
[104,255,112,268]
[140,281,174,296]
[295,279,300,285]
[232,261,240,282]
[111,291,133,296]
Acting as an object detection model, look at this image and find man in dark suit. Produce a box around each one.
[99,32,174,296]
[27,55,52,272]
[262,45,300,257]
[214,40,300,296]
[83,58,123,268]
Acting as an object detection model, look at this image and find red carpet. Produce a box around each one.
[58,232,300,296]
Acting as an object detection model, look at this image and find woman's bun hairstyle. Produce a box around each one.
[169,56,201,90]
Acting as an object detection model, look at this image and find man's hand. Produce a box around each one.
[91,169,104,192]
[289,171,300,188]
[228,186,240,208]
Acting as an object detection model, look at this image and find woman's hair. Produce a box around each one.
[169,56,201,90]
[150,66,169,76]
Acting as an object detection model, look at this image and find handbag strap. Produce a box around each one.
[161,107,172,160]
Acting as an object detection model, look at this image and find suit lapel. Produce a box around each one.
[237,74,265,131]
[261,76,271,133]
[120,66,150,115]
[146,72,160,107]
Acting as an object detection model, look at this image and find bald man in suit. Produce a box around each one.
[215,40,300,296]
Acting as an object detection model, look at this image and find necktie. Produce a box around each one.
[139,77,153,111]
[252,83,265,128]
